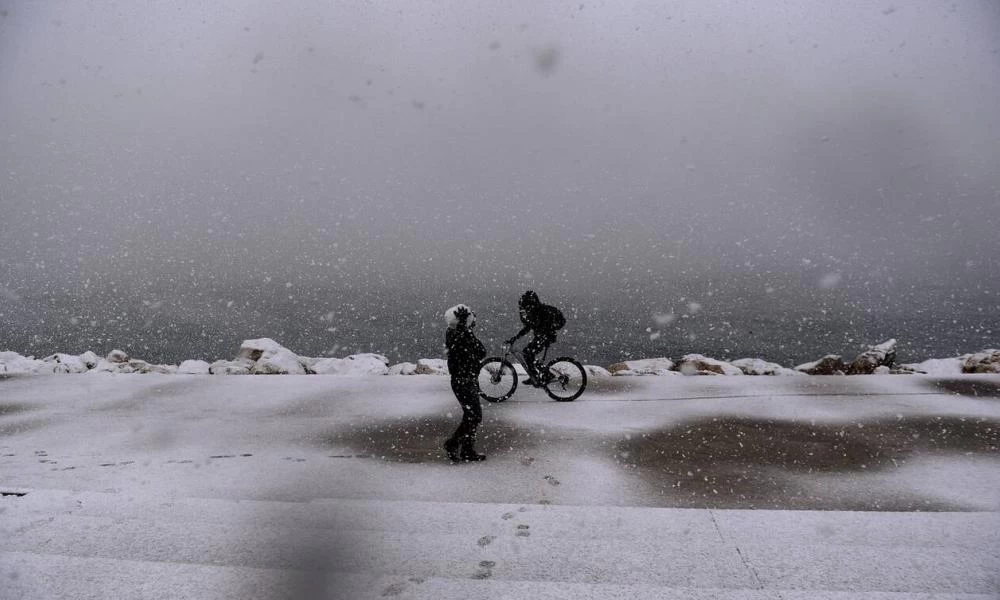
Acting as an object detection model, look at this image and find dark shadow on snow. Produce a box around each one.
[616,415,1000,511]
[929,378,1000,398]
[315,413,540,463]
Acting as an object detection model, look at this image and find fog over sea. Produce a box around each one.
[1,1,998,366]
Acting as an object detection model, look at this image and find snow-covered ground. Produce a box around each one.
[2,374,999,599]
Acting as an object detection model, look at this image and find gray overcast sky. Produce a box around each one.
[2,1,999,312]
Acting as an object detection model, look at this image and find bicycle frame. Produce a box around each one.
[499,340,551,382]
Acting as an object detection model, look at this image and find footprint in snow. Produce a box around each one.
[501,512,514,520]
[380,582,406,596]
[477,535,495,547]
[543,475,560,486]
[516,524,530,537]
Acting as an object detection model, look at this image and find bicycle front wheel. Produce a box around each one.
[477,357,518,403]
[542,357,587,402]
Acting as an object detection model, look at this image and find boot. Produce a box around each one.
[443,438,462,463]
[460,441,486,462]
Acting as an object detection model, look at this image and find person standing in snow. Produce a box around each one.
[444,304,488,462]
[505,290,566,386]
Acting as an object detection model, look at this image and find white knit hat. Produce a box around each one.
[444,304,476,328]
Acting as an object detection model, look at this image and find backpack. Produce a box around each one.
[542,305,566,332]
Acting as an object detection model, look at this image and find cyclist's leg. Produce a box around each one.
[535,333,557,381]
[523,335,546,382]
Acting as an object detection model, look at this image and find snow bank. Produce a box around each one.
[178,360,211,375]
[584,365,612,378]
[0,351,45,374]
[209,359,253,375]
[731,358,803,376]
[414,358,449,375]
[311,354,390,376]
[3,337,998,379]
[676,354,743,376]
[608,358,676,376]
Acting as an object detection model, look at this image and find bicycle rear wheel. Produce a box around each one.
[542,357,587,401]
[477,357,518,402]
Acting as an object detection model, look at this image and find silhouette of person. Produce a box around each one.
[505,290,566,386]
[443,304,487,462]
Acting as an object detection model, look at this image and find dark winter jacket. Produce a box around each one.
[518,303,566,337]
[446,325,486,380]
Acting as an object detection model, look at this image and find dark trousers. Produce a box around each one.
[448,377,482,448]
[523,333,556,378]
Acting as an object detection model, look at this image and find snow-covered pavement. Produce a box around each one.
[2,374,999,599]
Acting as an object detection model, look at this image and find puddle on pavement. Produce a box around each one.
[0,403,32,417]
[929,378,1000,398]
[616,415,1000,511]
[317,413,541,463]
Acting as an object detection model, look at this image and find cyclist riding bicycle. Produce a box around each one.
[505,290,566,386]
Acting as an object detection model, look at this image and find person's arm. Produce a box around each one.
[506,325,530,345]
[472,332,487,362]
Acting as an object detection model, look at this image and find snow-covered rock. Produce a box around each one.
[311,354,390,375]
[962,349,1000,374]
[608,358,676,376]
[873,365,892,375]
[388,362,418,375]
[237,338,289,362]
[41,353,90,374]
[846,339,897,375]
[252,348,306,375]
[897,357,964,375]
[730,358,803,376]
[79,351,101,369]
[676,354,743,376]
[0,351,45,375]
[129,360,177,375]
[414,358,449,375]
[795,355,846,375]
[584,365,612,378]
[177,359,211,375]
[106,349,130,364]
[209,359,253,375]
[89,359,136,374]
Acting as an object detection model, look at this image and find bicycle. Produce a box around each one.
[477,340,587,402]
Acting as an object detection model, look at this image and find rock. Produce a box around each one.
[676,354,743,376]
[89,359,135,374]
[177,360,211,375]
[42,353,89,374]
[962,349,1000,374]
[252,348,306,375]
[414,358,449,375]
[311,354,389,375]
[106,349,130,363]
[608,358,676,376]
[846,339,897,375]
[79,351,101,369]
[873,365,892,375]
[731,358,803,376]
[129,360,177,374]
[584,365,612,378]
[795,355,846,375]
[0,351,45,375]
[388,362,418,375]
[237,338,289,362]
[209,359,253,375]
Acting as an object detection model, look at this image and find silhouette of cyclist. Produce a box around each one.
[505,290,566,386]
